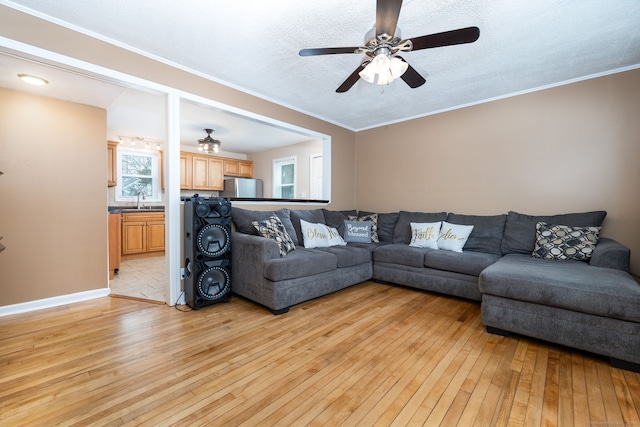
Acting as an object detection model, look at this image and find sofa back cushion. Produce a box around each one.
[322,209,357,236]
[393,211,448,244]
[289,209,326,246]
[501,210,607,255]
[232,207,299,245]
[446,213,507,256]
[359,211,399,243]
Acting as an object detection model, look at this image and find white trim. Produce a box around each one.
[0,288,110,317]
[165,93,183,306]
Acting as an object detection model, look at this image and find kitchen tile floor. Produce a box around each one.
[109,255,166,303]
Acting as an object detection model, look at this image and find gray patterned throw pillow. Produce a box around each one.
[532,222,601,261]
[253,215,296,257]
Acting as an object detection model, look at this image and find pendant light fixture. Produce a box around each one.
[198,128,221,154]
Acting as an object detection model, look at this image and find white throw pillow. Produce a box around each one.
[300,220,347,248]
[409,222,441,249]
[327,226,347,247]
[437,221,474,252]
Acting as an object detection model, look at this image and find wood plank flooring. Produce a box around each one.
[1,281,639,426]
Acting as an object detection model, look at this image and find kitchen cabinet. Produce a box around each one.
[180,152,192,189]
[121,212,165,260]
[180,152,224,191]
[108,213,121,279]
[223,159,253,178]
[107,141,118,187]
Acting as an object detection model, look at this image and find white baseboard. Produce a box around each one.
[0,288,110,317]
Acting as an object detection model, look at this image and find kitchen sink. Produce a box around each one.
[108,206,165,213]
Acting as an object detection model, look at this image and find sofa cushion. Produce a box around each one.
[437,221,474,253]
[232,207,299,245]
[446,213,506,256]
[374,243,433,268]
[299,219,346,248]
[424,250,500,277]
[348,213,379,242]
[409,222,441,249]
[532,222,601,261]
[252,215,296,257]
[360,211,399,243]
[263,248,337,282]
[393,211,448,244]
[501,210,606,255]
[317,245,371,268]
[322,209,357,236]
[290,209,326,245]
[344,220,372,243]
[479,254,640,323]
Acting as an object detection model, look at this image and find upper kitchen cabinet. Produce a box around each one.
[223,158,253,178]
[107,141,118,187]
[181,151,224,191]
[180,152,192,190]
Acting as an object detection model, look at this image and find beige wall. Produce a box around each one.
[356,69,640,274]
[250,139,323,198]
[0,7,357,306]
[0,5,358,213]
[0,88,107,306]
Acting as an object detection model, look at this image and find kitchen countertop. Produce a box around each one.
[108,206,165,214]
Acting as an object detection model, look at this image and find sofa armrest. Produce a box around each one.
[232,231,280,262]
[231,232,280,301]
[589,237,630,272]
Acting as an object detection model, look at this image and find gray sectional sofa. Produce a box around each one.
[230,207,640,371]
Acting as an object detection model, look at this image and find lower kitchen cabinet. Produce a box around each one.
[121,212,165,260]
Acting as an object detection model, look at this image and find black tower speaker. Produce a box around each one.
[184,196,232,310]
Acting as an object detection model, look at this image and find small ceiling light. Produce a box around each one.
[198,128,222,154]
[18,74,49,86]
[156,143,162,150]
[358,53,408,86]
[118,136,123,144]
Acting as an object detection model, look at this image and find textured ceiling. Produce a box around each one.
[3,0,640,131]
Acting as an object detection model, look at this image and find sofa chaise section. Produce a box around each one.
[480,239,640,370]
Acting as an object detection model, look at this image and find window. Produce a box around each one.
[115,148,161,202]
[273,156,296,199]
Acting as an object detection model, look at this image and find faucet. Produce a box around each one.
[137,190,146,210]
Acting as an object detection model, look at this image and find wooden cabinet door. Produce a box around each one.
[192,156,209,190]
[122,221,146,255]
[239,161,253,178]
[147,221,165,252]
[180,153,192,189]
[208,158,224,190]
[107,141,118,187]
[223,159,239,176]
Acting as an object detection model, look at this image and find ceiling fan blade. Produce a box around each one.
[299,47,360,56]
[396,57,426,88]
[336,63,367,93]
[376,0,403,38]
[409,26,480,51]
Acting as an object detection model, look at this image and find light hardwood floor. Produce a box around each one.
[1,281,639,426]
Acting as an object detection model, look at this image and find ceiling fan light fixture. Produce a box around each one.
[389,56,408,78]
[358,53,406,86]
[198,128,222,154]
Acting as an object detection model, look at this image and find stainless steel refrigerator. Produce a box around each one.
[220,178,263,198]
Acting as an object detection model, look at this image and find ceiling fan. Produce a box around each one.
[299,0,480,93]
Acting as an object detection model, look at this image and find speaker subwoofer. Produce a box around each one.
[184,196,232,310]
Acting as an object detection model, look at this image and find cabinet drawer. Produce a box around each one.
[122,212,165,223]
